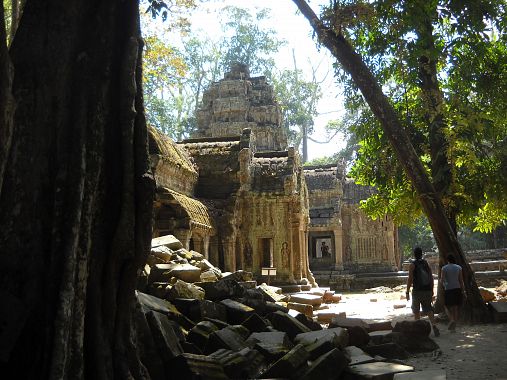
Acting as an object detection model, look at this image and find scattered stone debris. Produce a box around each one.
[137,234,442,379]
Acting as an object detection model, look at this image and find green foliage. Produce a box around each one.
[321,0,507,231]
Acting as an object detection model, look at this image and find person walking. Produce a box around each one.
[406,247,440,337]
[440,254,466,332]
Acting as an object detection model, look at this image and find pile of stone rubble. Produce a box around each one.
[135,235,441,379]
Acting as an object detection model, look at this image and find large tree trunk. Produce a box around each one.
[292,0,489,322]
[0,0,154,378]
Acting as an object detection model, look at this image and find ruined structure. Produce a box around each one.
[149,63,398,286]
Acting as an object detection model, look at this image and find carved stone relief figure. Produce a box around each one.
[281,241,290,268]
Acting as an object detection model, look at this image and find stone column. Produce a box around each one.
[203,235,210,260]
[333,228,344,270]
[223,238,236,272]
[175,229,191,250]
[192,235,204,254]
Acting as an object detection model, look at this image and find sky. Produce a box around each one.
[165,0,348,160]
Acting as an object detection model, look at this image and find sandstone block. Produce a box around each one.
[287,302,313,318]
[330,316,370,330]
[200,270,218,282]
[393,369,446,379]
[364,342,409,359]
[172,353,228,379]
[246,331,293,361]
[316,310,346,323]
[220,299,255,324]
[299,348,349,380]
[200,277,245,301]
[166,263,202,283]
[262,344,309,378]
[347,325,371,347]
[146,310,183,362]
[289,293,323,307]
[343,346,375,365]
[294,327,349,349]
[393,320,431,337]
[166,280,204,301]
[242,313,270,333]
[150,245,174,262]
[151,235,183,250]
[479,287,496,302]
[344,361,414,380]
[187,321,219,351]
[206,326,248,354]
[268,310,311,339]
[257,283,287,302]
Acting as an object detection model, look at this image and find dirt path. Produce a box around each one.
[322,290,507,379]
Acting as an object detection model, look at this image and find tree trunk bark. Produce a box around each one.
[292,0,489,322]
[0,0,154,378]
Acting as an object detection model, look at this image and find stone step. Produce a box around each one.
[490,301,507,323]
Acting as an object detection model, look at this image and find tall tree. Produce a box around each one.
[292,0,489,321]
[0,0,154,377]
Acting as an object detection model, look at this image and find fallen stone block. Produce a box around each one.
[332,294,343,303]
[287,302,314,318]
[200,270,218,282]
[289,293,323,307]
[137,291,194,330]
[187,321,219,351]
[261,343,309,378]
[166,280,205,301]
[268,310,311,339]
[146,310,183,362]
[239,280,257,289]
[200,277,245,301]
[152,235,183,250]
[242,313,270,333]
[172,353,228,379]
[316,310,346,324]
[223,269,254,282]
[237,347,267,379]
[298,348,348,380]
[292,311,322,331]
[323,290,336,303]
[347,325,371,347]
[294,327,349,348]
[220,298,255,324]
[393,303,406,309]
[148,263,178,283]
[393,369,446,379]
[148,282,169,299]
[257,283,288,303]
[246,331,293,361]
[343,346,375,365]
[369,330,393,345]
[206,326,248,354]
[344,361,414,380]
[388,332,439,353]
[329,316,370,330]
[363,343,409,359]
[393,320,431,337]
[150,245,174,262]
[366,320,393,332]
[490,301,507,323]
[209,348,249,379]
[166,263,202,283]
[304,334,342,361]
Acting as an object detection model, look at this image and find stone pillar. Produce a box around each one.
[175,229,191,250]
[192,235,204,254]
[203,235,210,260]
[333,228,344,270]
[223,238,236,272]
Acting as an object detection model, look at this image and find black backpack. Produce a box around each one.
[413,259,432,290]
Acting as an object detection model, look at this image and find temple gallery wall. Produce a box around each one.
[149,63,399,285]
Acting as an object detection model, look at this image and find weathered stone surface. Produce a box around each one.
[347,325,371,347]
[172,353,228,379]
[393,320,431,337]
[152,234,183,250]
[257,283,288,302]
[490,301,507,322]
[344,362,414,380]
[200,269,219,282]
[166,263,202,283]
[289,293,323,306]
[304,334,342,361]
[294,327,349,348]
[479,287,496,302]
[148,263,178,283]
[292,310,323,331]
[288,302,313,318]
[343,346,375,365]
[187,321,219,351]
[146,310,184,362]
[388,332,439,353]
[137,291,194,329]
[242,313,270,333]
[316,310,346,323]
[209,348,250,379]
[393,369,446,379]
[166,280,205,300]
[220,298,255,324]
[369,330,393,345]
[246,331,293,360]
[200,277,245,301]
[239,280,257,289]
[298,348,349,380]
[330,316,370,330]
[223,269,254,282]
[151,245,174,262]
[237,347,267,379]
[206,326,248,354]
[366,320,393,332]
[262,343,309,378]
[363,343,409,360]
[268,310,312,339]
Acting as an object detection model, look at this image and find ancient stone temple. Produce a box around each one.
[149,63,399,286]
[304,163,399,275]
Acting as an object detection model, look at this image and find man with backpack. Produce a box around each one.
[406,247,440,337]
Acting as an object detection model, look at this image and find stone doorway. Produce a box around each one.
[259,237,273,268]
[309,234,335,270]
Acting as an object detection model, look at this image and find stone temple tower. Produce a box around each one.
[195,62,288,153]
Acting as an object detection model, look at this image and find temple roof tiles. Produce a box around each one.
[148,126,196,175]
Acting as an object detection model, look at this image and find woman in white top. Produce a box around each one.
[440,254,466,331]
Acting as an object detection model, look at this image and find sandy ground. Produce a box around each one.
[319,289,507,380]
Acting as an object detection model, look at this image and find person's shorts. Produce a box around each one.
[411,290,433,313]
[444,288,463,306]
